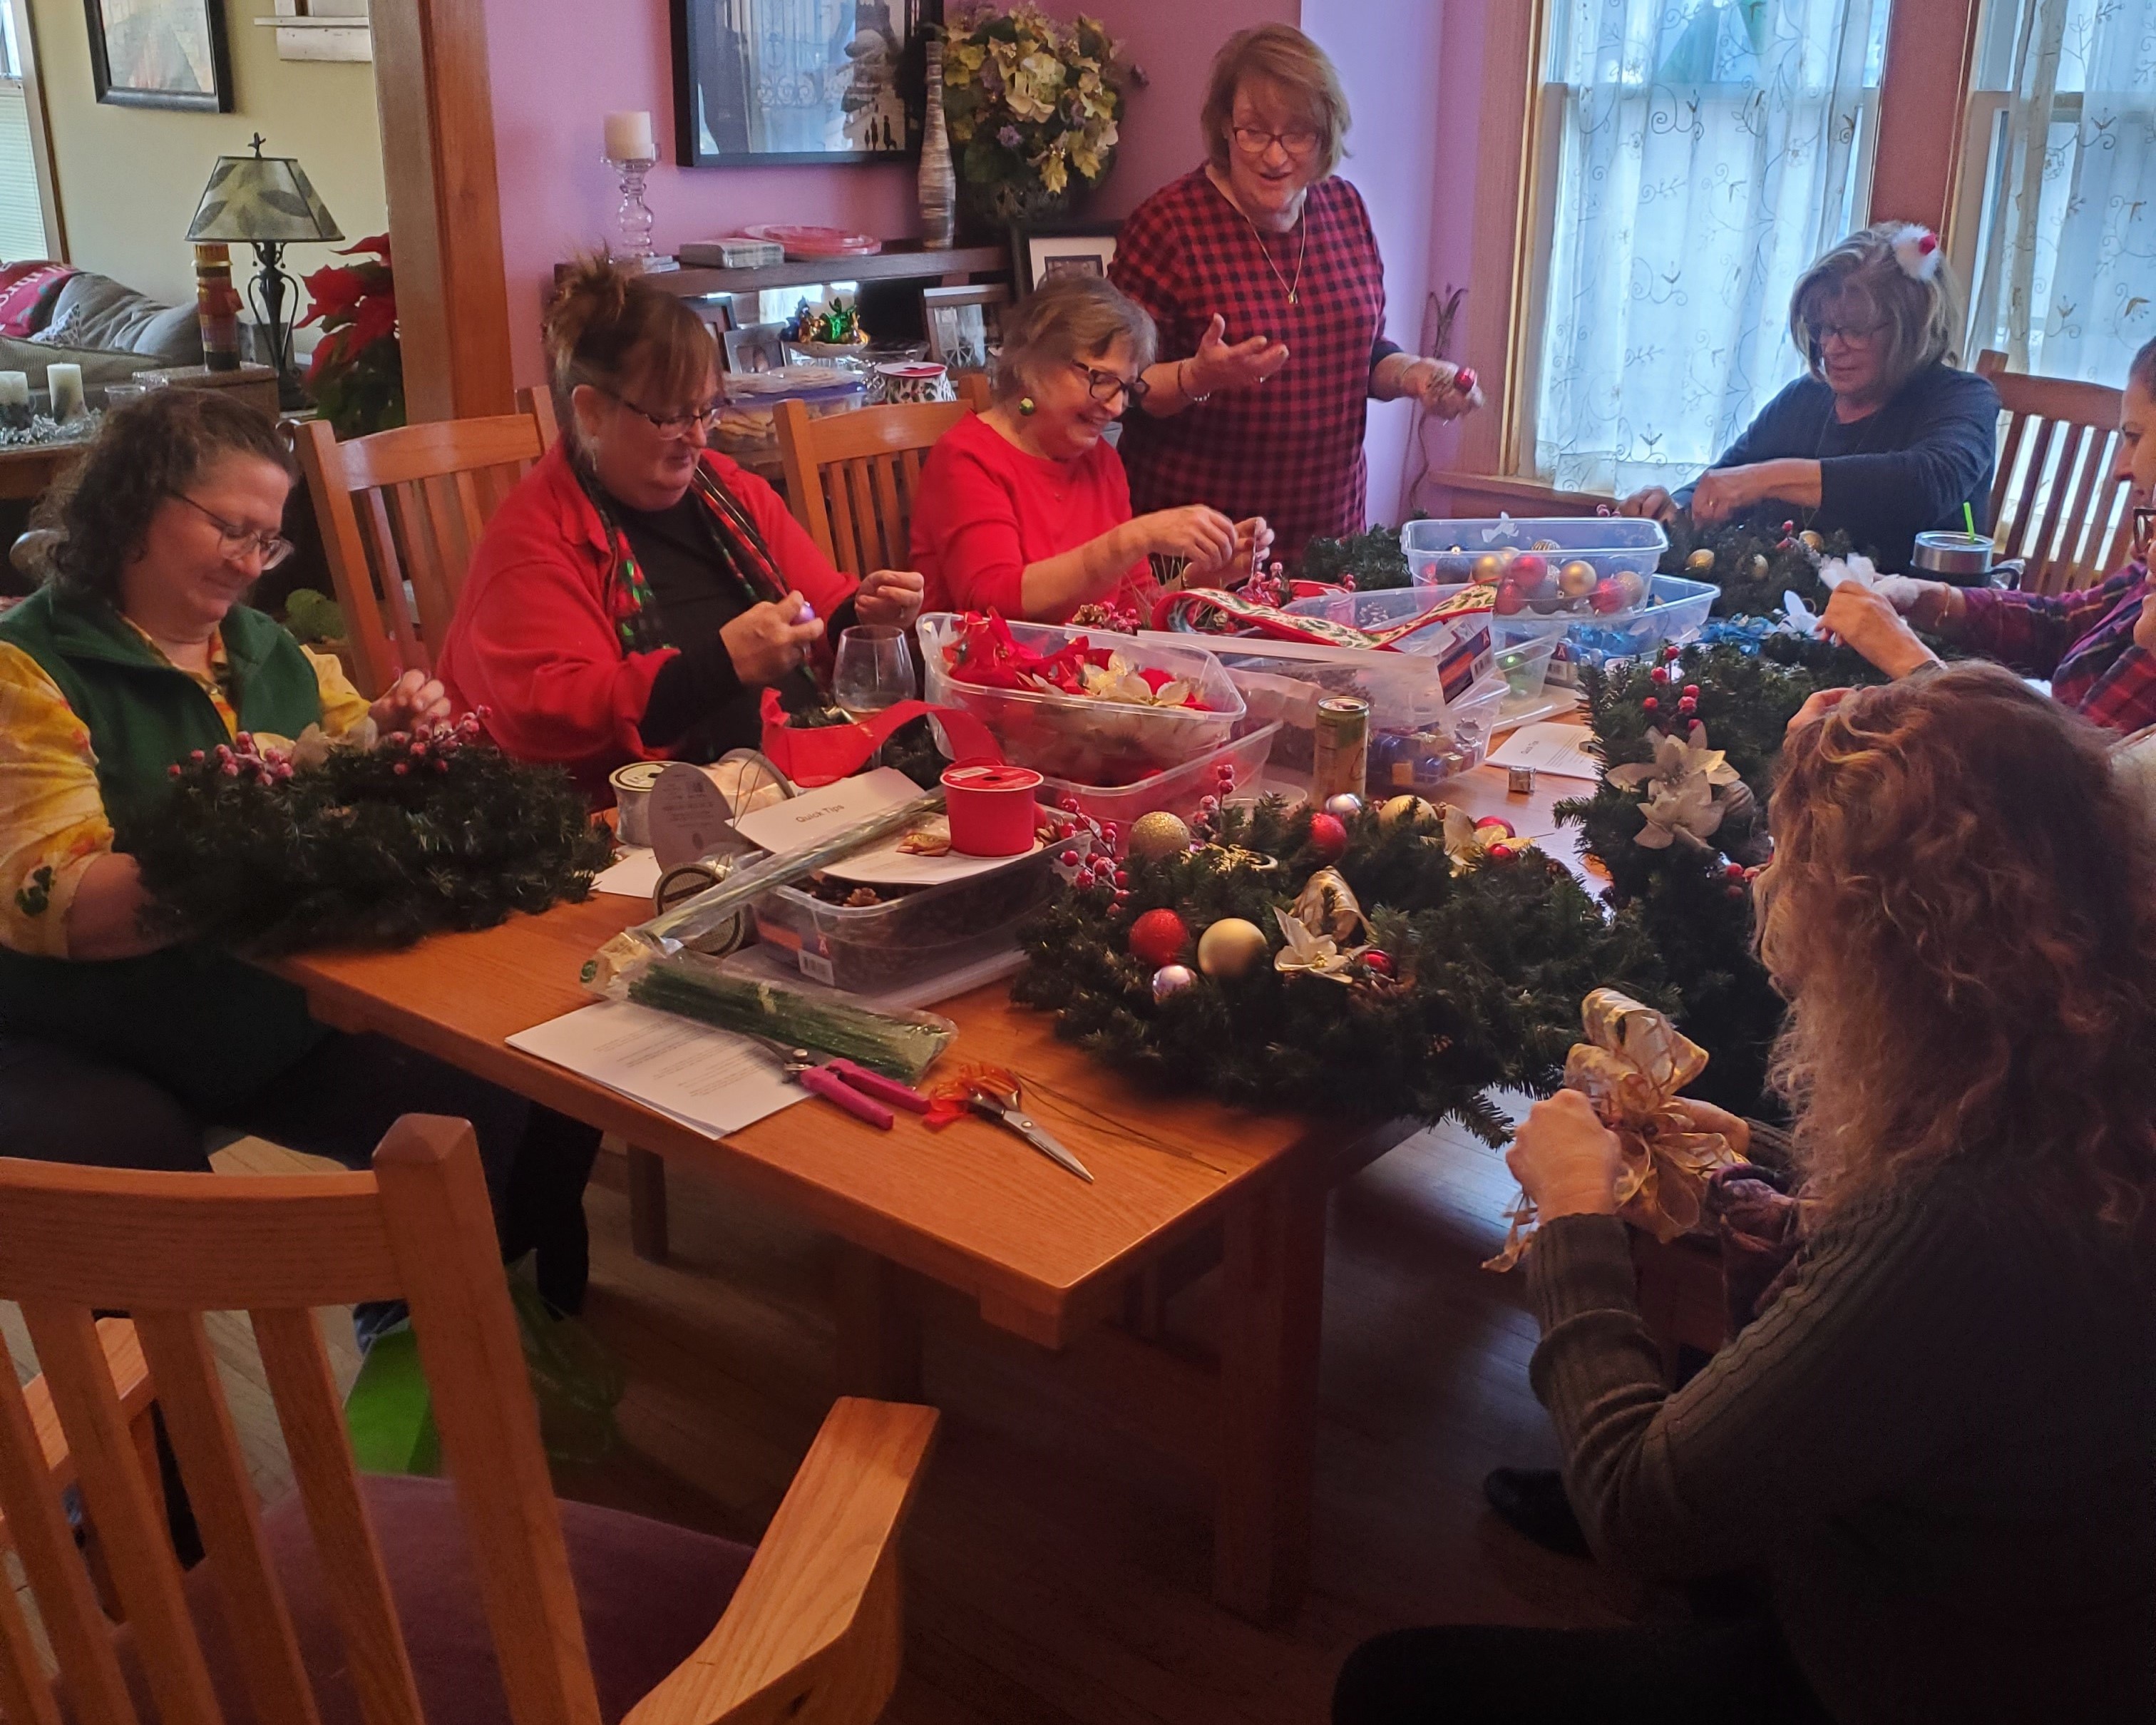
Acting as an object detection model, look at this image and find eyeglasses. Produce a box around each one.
[171,492,294,569]
[2133,505,2154,562]
[1231,124,1321,158]
[1069,362,1149,406]
[1811,319,1889,349]
[607,388,725,439]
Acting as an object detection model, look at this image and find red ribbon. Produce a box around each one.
[757,690,1003,788]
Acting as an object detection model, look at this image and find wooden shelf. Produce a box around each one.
[560,242,1011,301]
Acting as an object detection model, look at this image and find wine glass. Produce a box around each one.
[833,625,916,762]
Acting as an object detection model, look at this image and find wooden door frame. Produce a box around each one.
[7,0,68,260]
[370,0,514,421]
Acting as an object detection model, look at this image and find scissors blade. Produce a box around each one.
[1005,1108,1094,1184]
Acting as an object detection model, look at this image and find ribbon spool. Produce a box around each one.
[652,855,748,957]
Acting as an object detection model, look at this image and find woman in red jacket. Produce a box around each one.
[438,259,923,797]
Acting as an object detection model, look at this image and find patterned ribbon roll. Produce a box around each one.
[1149,583,1495,647]
[1484,988,1747,1271]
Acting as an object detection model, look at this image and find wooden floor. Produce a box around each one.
[7,1117,1667,1721]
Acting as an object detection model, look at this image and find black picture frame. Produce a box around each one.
[1010,222,1121,295]
[672,0,940,168]
[83,0,233,113]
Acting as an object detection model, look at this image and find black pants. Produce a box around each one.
[0,1030,601,1314]
[1334,1616,1830,1725]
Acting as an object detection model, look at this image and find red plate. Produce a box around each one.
[740,225,883,260]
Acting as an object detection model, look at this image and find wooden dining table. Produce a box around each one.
[276,747,1586,1623]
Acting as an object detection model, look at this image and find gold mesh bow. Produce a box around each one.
[1484,988,1746,1271]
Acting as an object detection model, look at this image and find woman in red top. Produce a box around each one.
[438,259,923,797]
[911,275,1270,625]
[1110,26,1484,566]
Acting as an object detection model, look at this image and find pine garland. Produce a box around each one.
[130,720,612,957]
[1295,524,1414,590]
[1015,797,1666,1140]
[1658,516,1852,618]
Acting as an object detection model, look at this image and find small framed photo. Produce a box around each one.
[84,0,235,112]
[922,282,1010,372]
[722,321,788,376]
[1012,224,1120,294]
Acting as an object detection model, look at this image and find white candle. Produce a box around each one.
[0,372,28,406]
[604,110,656,163]
[45,363,83,421]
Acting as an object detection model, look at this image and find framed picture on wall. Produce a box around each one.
[1012,225,1119,294]
[722,321,789,376]
[83,0,235,112]
[921,282,1009,373]
[672,0,940,168]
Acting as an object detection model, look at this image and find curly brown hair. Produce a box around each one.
[543,255,716,454]
[1759,662,2156,1235]
[36,388,293,605]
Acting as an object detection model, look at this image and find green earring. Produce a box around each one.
[1018,396,1037,416]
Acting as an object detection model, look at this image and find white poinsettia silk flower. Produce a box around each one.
[1606,722,1740,851]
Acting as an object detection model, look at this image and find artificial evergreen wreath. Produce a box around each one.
[130,717,612,958]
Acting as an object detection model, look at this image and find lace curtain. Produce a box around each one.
[1966,0,2156,384]
[1531,0,1891,496]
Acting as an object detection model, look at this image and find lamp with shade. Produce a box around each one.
[185,133,343,409]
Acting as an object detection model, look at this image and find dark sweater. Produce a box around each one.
[1678,362,2000,572]
[1526,1163,2156,1725]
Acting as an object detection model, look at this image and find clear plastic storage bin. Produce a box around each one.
[1415,575,1718,682]
[751,845,1060,993]
[1403,516,1669,586]
[918,613,1244,784]
[713,366,866,458]
[1032,722,1281,849]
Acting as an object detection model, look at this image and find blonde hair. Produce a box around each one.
[1787,223,1963,397]
[544,255,717,453]
[1201,25,1350,180]
[994,275,1156,404]
[1758,664,2156,1237]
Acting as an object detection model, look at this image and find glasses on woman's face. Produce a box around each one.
[171,492,294,569]
[1069,362,1149,406]
[1231,123,1320,159]
[1812,319,1887,350]
[607,388,724,440]
[2133,505,2155,563]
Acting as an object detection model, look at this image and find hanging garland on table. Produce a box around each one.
[1294,523,1415,590]
[1014,794,1667,1140]
[1659,514,1851,619]
[128,717,612,958]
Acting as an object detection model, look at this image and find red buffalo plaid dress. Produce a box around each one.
[1111,168,1389,566]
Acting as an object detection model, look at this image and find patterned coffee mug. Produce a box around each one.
[875,362,955,406]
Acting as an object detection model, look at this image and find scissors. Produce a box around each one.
[746,1036,928,1130]
[965,1075,1094,1183]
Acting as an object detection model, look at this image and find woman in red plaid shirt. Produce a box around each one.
[1819,338,2156,737]
[1109,26,1482,569]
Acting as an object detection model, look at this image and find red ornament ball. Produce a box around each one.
[1510,552,1547,585]
[1682,684,1700,698]
[1650,666,1669,685]
[1588,578,1627,615]
[1360,948,1395,978]
[1487,842,1516,862]
[1493,582,1527,615]
[1129,908,1191,968]
[1642,696,1659,712]
[1474,815,1516,837]
[1307,812,1349,862]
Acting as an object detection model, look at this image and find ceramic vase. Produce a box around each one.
[918,39,957,249]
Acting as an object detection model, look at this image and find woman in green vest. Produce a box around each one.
[0,390,597,1314]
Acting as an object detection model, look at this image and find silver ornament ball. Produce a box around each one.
[1322,792,1363,821]
[1151,963,1197,1001]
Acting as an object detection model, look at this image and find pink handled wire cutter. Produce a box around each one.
[746,1036,930,1130]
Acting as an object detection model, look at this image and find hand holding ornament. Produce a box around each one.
[1410,358,1484,420]
[722,591,826,686]
[1187,516,1275,586]
[1135,504,1240,571]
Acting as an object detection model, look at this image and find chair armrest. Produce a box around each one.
[0,1318,155,1550]
[622,1396,938,1725]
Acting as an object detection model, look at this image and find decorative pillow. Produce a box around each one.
[0,262,75,337]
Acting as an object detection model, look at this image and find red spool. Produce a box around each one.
[941,764,1044,857]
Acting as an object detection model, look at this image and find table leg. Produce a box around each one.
[1213,1171,1325,1623]
[625,1146,669,1263]
[833,1243,924,1403]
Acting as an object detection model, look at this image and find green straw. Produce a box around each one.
[1963,501,1976,538]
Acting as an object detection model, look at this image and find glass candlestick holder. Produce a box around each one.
[607,154,657,270]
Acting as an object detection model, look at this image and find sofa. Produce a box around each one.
[0,262,204,390]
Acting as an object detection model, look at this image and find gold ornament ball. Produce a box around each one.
[1531,538,1561,552]
[1685,547,1715,573]
[1196,916,1269,979]
[1798,529,1824,551]
[1557,559,1598,598]
[1750,553,1770,578]
[1126,810,1193,861]
[1470,552,1506,585]
[1380,794,1439,833]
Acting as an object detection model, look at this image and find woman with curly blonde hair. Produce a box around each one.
[1339,664,2156,1724]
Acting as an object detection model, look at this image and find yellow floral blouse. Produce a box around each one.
[0,625,371,959]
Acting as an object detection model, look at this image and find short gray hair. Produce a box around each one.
[995,275,1157,403]
[1788,223,1963,397]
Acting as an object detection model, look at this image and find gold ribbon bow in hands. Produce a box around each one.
[1483,988,1747,1271]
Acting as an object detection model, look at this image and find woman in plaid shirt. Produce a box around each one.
[1819,337,2156,736]
[1109,26,1482,568]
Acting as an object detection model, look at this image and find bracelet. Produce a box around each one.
[1181,358,1213,405]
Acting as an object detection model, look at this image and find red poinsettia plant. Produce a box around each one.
[301,234,404,439]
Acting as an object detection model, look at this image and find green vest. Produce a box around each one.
[0,587,331,1112]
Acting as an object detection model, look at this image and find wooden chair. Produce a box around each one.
[294,388,561,697]
[1977,349,2135,595]
[774,374,991,576]
[0,1115,938,1725]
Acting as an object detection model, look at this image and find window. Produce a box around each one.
[1521,0,1893,496]
[1958,0,2156,385]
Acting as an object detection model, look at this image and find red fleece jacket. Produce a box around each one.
[437,443,857,797]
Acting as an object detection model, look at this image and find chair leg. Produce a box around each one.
[625,1146,669,1263]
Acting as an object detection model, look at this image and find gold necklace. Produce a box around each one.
[1236,200,1308,307]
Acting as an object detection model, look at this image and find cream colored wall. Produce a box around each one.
[24,0,386,309]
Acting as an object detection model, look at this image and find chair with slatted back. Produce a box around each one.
[1978,349,2135,595]
[0,1115,938,1725]
[294,388,562,698]
[773,374,991,576]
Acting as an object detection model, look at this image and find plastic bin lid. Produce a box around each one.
[720,364,868,403]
